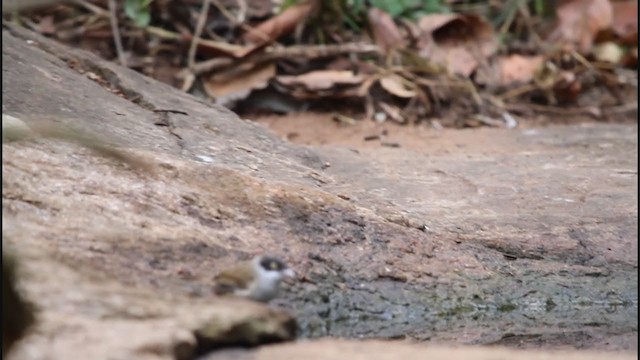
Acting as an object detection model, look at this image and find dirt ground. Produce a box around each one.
[2,24,638,360]
[252,112,601,150]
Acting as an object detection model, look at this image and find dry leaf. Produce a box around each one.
[203,62,276,105]
[356,77,376,97]
[368,8,406,55]
[500,55,545,85]
[611,0,638,44]
[276,70,363,91]
[547,0,613,52]
[192,37,259,58]
[243,0,315,45]
[417,14,497,76]
[379,102,405,124]
[379,75,416,98]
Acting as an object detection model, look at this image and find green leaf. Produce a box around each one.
[370,0,447,19]
[124,0,152,28]
[135,11,151,27]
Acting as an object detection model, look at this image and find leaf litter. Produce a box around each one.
[11,0,638,129]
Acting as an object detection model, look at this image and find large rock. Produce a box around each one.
[204,339,636,360]
[2,22,637,359]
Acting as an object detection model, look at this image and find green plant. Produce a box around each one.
[280,0,449,44]
[370,0,449,19]
[124,0,153,28]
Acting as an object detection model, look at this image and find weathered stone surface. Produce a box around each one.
[2,23,637,360]
[202,339,637,360]
[193,303,297,353]
[2,114,32,142]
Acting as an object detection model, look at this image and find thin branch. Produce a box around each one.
[236,0,247,23]
[504,103,603,118]
[187,43,380,76]
[211,0,272,43]
[498,83,539,100]
[188,0,212,70]
[72,0,108,16]
[107,0,126,66]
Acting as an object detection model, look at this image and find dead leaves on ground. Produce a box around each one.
[547,0,614,53]
[243,1,317,46]
[15,0,639,127]
[203,62,276,105]
[417,13,497,77]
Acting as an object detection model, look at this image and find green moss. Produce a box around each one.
[497,302,517,312]
[437,304,475,317]
[545,298,557,311]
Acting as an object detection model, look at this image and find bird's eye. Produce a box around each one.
[270,262,278,270]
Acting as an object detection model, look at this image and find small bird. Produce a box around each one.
[213,255,295,302]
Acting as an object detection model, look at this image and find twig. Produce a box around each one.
[211,0,272,43]
[145,25,182,40]
[504,103,603,118]
[413,77,474,89]
[211,0,240,25]
[516,3,544,49]
[72,0,108,16]
[2,0,69,13]
[498,83,539,100]
[188,0,212,70]
[499,0,521,36]
[236,0,247,23]
[153,109,189,115]
[569,49,594,70]
[186,43,380,76]
[180,72,196,92]
[107,0,126,66]
[414,77,482,105]
[602,102,638,116]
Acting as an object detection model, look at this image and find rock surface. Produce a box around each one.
[202,339,636,360]
[2,24,637,359]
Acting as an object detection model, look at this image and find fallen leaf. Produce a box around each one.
[379,102,405,123]
[416,14,460,34]
[611,0,638,44]
[276,70,363,91]
[333,114,357,126]
[203,63,276,106]
[379,75,416,98]
[547,0,613,52]
[190,37,260,58]
[417,14,497,76]
[500,55,545,85]
[368,7,406,55]
[243,0,316,45]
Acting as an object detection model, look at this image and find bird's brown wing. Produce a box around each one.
[213,262,255,295]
